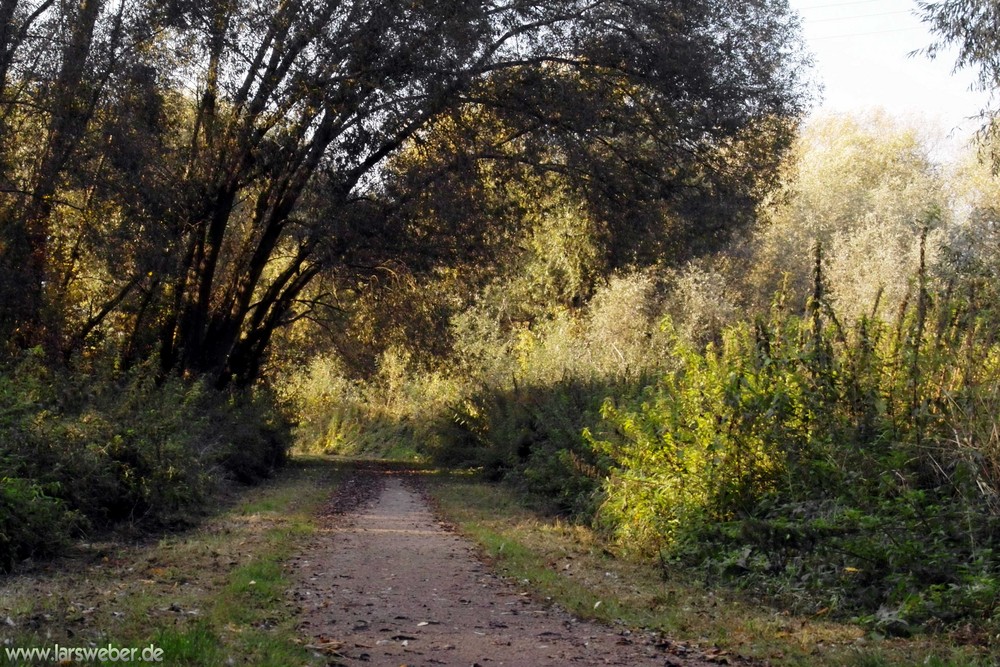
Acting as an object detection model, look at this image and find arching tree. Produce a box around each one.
[1,0,809,387]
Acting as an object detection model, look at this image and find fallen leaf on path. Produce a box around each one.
[304,639,343,655]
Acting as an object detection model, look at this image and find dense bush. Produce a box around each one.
[522,273,996,631]
[0,477,80,571]
[279,346,461,460]
[280,113,1000,634]
[420,251,1000,631]
[437,379,620,516]
[0,353,290,570]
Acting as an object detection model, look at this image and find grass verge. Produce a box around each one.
[424,471,997,667]
[0,457,340,667]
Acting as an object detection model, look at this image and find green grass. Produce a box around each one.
[5,456,990,666]
[0,457,341,667]
[154,622,225,666]
[424,471,998,667]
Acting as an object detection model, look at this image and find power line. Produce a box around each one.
[809,9,912,23]
[811,24,925,40]
[796,0,891,10]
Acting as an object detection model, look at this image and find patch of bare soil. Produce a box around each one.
[290,469,743,667]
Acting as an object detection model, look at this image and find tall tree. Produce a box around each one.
[749,112,947,320]
[1,0,809,387]
[919,0,1000,158]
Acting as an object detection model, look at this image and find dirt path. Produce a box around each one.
[290,470,724,667]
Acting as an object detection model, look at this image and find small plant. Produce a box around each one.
[0,477,80,569]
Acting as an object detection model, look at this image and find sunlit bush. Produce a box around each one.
[749,112,949,321]
[661,261,740,346]
[280,346,462,459]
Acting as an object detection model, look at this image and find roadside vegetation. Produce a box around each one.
[0,0,803,576]
[0,459,334,666]
[4,0,1000,662]
[0,357,288,570]
[426,471,996,666]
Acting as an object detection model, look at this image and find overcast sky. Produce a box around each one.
[788,0,991,146]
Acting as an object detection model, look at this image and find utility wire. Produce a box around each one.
[796,0,890,10]
[811,24,925,40]
[809,9,912,23]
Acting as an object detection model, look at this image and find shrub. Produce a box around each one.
[0,355,291,570]
[0,477,80,570]
[279,346,460,459]
[428,256,1000,628]
[589,283,1000,627]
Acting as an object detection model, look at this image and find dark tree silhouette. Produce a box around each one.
[0,0,808,386]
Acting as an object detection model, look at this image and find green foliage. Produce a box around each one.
[276,112,1000,639]
[279,346,459,460]
[0,477,79,570]
[405,247,1000,633]
[749,112,949,319]
[919,0,1000,160]
[426,273,676,513]
[153,622,225,666]
[438,380,614,516]
[0,355,290,570]
[0,0,809,390]
[589,319,801,553]
[588,284,1000,630]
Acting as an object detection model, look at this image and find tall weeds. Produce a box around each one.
[413,250,1000,631]
[582,246,1000,631]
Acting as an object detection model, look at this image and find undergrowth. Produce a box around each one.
[0,353,290,571]
[427,471,996,667]
[0,458,332,666]
[434,255,1000,639]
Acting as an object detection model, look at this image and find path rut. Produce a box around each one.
[290,471,725,667]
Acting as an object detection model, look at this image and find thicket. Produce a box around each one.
[287,114,1000,637]
[601,276,998,624]
[421,259,998,636]
[2,0,806,572]
[281,347,460,460]
[0,354,288,571]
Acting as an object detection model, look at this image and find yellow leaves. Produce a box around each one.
[513,326,538,374]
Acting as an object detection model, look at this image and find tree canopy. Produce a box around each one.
[919,0,1000,156]
[749,112,946,319]
[0,0,809,386]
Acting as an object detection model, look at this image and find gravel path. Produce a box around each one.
[290,470,727,667]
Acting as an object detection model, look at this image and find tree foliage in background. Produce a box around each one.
[747,112,948,320]
[0,0,809,385]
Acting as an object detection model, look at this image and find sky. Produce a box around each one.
[788,0,991,145]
